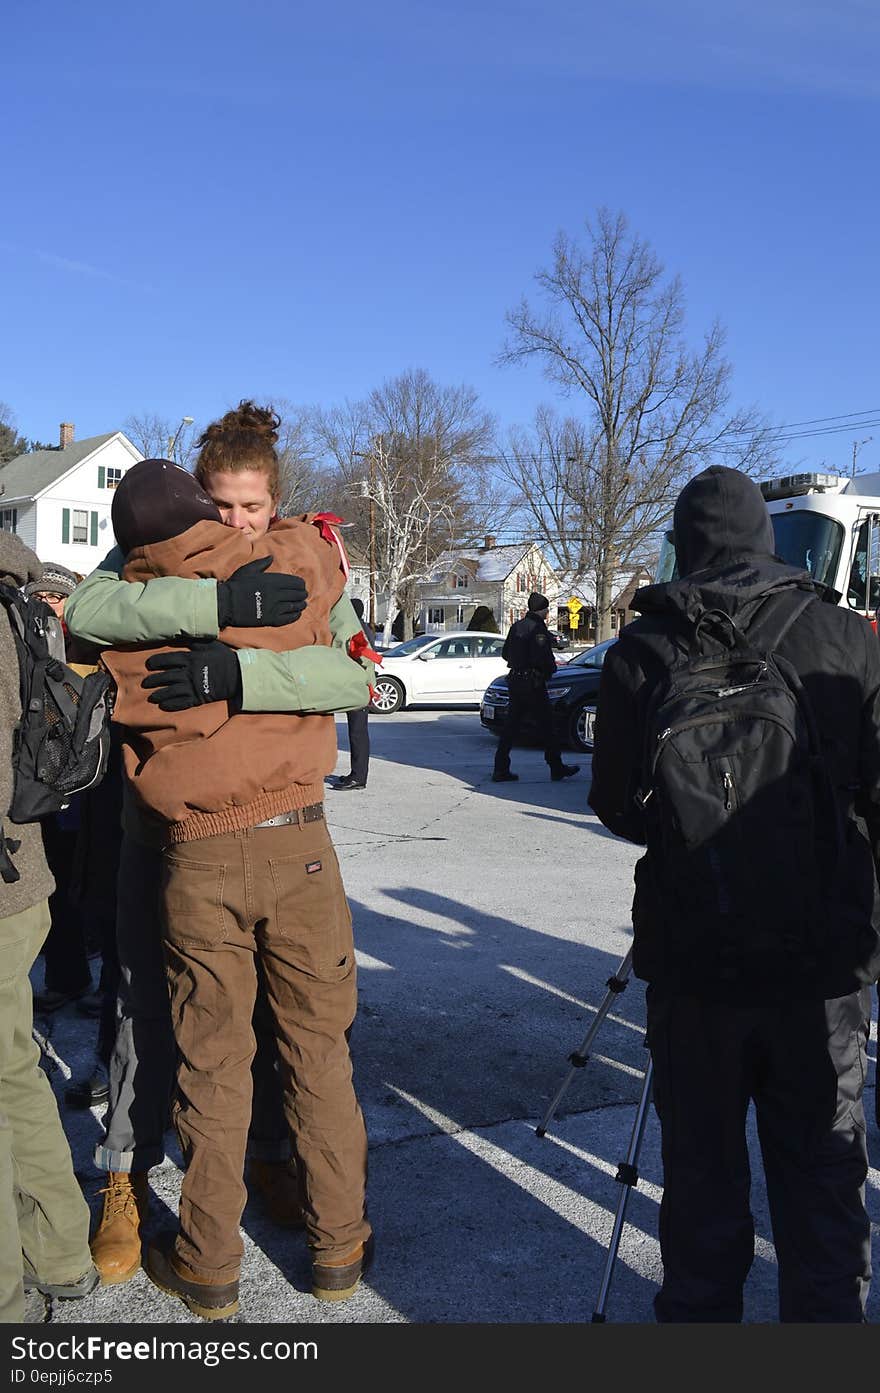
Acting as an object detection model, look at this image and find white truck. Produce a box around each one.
[659,470,880,628]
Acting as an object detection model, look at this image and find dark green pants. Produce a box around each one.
[0,900,92,1322]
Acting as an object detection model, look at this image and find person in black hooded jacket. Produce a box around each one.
[589,464,880,1324]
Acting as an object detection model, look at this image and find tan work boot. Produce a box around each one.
[312,1234,375,1302]
[246,1159,306,1228]
[145,1234,239,1321]
[90,1171,150,1284]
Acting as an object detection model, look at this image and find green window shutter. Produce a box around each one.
[98,465,105,489]
[62,508,70,544]
[90,512,98,547]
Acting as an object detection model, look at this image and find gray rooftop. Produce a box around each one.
[0,433,117,502]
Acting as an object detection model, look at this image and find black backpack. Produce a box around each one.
[0,581,112,884]
[636,589,841,981]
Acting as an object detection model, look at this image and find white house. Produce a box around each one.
[0,423,142,573]
[416,537,558,633]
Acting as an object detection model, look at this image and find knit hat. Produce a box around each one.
[527,591,549,613]
[111,458,221,556]
[24,562,79,599]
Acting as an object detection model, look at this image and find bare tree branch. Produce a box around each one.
[498,208,778,638]
[312,370,498,640]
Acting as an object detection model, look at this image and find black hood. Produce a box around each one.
[673,465,775,575]
[634,465,814,624]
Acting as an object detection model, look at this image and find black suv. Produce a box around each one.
[479,637,616,752]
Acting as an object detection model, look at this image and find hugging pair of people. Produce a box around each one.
[92,455,373,1320]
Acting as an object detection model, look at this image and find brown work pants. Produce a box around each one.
[159,816,370,1282]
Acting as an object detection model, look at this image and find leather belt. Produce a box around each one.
[253,802,324,830]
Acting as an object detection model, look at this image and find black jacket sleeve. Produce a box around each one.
[587,640,648,845]
[854,616,880,881]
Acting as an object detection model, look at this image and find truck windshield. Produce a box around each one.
[654,514,845,590]
[769,512,844,589]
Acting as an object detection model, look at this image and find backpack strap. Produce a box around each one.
[742,589,815,652]
[0,824,21,884]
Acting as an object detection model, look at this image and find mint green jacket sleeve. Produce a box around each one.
[238,593,375,714]
[64,548,220,645]
[65,554,374,715]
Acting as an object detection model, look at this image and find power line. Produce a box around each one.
[469,407,880,463]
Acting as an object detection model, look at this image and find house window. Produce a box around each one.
[105,467,123,490]
[0,509,17,534]
[428,607,445,625]
[516,573,526,592]
[452,572,468,588]
[72,510,89,544]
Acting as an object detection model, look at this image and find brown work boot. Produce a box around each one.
[246,1159,306,1228]
[90,1171,150,1285]
[312,1234,375,1302]
[145,1234,239,1321]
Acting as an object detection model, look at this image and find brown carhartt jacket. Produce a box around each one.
[102,516,346,843]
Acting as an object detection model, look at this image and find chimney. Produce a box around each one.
[483,535,496,550]
[59,422,75,449]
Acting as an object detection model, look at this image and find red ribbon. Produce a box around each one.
[348,629,383,666]
[312,513,350,579]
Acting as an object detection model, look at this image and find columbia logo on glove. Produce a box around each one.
[215,557,306,629]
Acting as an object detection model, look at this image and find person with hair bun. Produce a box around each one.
[66,404,374,1317]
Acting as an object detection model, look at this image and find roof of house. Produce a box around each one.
[430,542,535,584]
[556,566,653,607]
[0,433,119,502]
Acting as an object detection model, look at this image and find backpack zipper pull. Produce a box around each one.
[722,770,733,810]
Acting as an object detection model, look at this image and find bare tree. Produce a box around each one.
[272,399,338,516]
[122,413,197,469]
[313,370,500,641]
[499,209,777,639]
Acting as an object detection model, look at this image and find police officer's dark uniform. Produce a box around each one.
[492,592,579,783]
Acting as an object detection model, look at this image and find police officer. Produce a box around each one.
[492,592,579,783]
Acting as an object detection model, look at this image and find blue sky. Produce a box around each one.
[3,0,878,475]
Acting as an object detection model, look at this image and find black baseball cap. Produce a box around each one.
[112,459,221,555]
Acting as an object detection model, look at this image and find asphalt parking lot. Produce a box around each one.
[30,708,880,1329]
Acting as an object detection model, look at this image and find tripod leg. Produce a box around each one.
[591,1047,653,1323]
[536,947,632,1137]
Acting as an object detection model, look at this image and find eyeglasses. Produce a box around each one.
[35,593,66,604]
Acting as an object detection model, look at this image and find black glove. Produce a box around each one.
[142,640,243,712]
[216,556,308,629]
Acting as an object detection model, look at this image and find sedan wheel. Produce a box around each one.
[569,701,597,752]
[370,676,405,714]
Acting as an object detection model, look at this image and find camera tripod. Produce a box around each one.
[536,946,654,1322]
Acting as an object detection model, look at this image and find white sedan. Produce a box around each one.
[369,631,509,713]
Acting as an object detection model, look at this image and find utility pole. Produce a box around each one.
[852,436,873,478]
[353,441,380,629]
[368,443,377,629]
